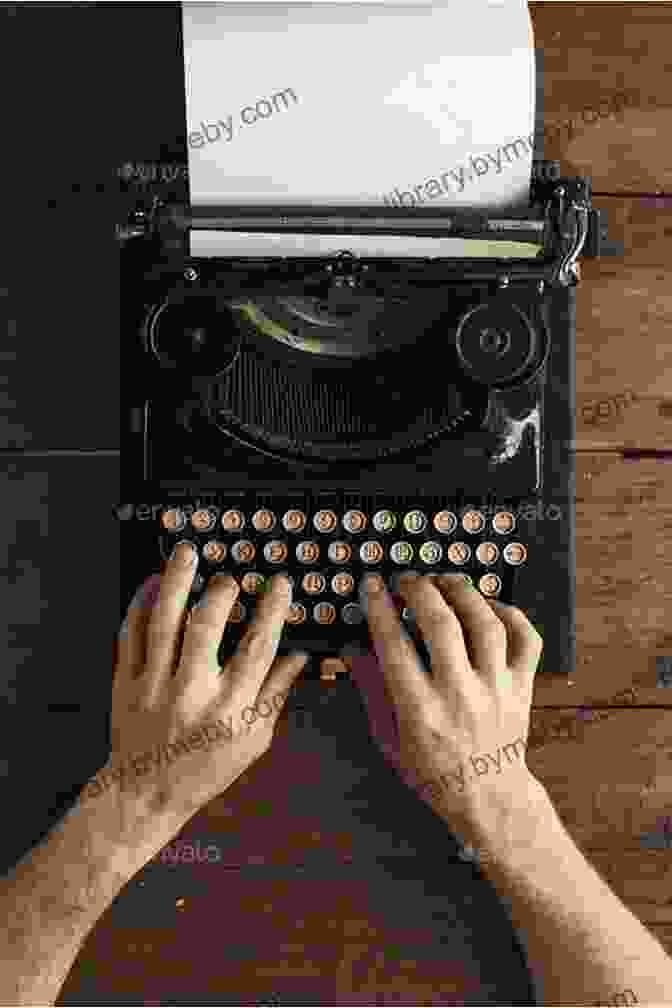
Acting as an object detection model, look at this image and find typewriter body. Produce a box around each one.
[118,162,606,679]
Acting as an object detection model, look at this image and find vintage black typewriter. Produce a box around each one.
[117,163,608,681]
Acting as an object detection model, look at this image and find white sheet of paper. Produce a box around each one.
[182,0,536,255]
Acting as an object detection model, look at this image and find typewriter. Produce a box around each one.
[117,162,609,681]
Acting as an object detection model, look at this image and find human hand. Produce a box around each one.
[334,573,548,856]
[86,544,308,852]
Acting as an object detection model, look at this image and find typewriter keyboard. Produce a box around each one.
[153,496,529,658]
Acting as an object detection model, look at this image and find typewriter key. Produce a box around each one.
[303,572,326,594]
[313,602,337,624]
[202,540,227,564]
[493,511,516,534]
[282,510,307,533]
[221,510,246,533]
[321,661,339,682]
[479,574,502,597]
[342,510,367,533]
[433,511,458,535]
[297,541,320,564]
[447,542,471,565]
[419,542,443,565]
[287,602,307,624]
[231,540,256,564]
[241,572,266,594]
[328,541,352,564]
[252,509,276,533]
[461,510,486,534]
[403,510,428,534]
[503,542,527,565]
[229,600,246,623]
[191,508,217,533]
[332,572,355,596]
[373,510,397,533]
[342,603,364,625]
[390,541,414,565]
[476,542,499,566]
[263,541,288,564]
[313,510,338,534]
[161,508,187,532]
[360,541,384,565]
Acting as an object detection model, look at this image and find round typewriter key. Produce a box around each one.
[231,540,256,564]
[433,510,457,535]
[328,541,352,564]
[241,572,266,594]
[282,509,307,533]
[191,508,217,533]
[390,541,414,565]
[503,542,527,565]
[332,572,355,596]
[373,510,397,533]
[296,541,320,564]
[419,541,443,565]
[360,541,384,565]
[202,540,227,564]
[476,542,499,566]
[221,509,246,533]
[461,510,486,534]
[252,509,276,533]
[161,508,186,532]
[313,510,338,534]
[342,510,367,533]
[302,572,326,595]
[287,602,307,625]
[479,574,502,597]
[313,602,337,624]
[228,600,246,623]
[403,510,428,534]
[263,540,288,564]
[342,603,364,625]
[447,542,471,565]
[493,511,516,534]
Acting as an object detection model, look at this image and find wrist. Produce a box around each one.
[77,765,191,880]
[469,774,560,870]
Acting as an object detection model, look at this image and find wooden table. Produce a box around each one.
[56,4,672,1003]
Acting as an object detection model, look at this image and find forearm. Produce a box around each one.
[479,778,672,1006]
[0,773,188,1006]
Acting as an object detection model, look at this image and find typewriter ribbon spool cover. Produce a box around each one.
[118,0,584,676]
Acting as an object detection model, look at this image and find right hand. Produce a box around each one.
[335,573,549,856]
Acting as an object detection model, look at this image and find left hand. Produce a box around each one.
[84,543,308,847]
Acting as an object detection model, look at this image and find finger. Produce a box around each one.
[143,542,199,704]
[253,650,310,727]
[396,575,472,693]
[338,649,400,765]
[178,574,241,689]
[226,574,293,701]
[428,574,507,681]
[360,576,435,715]
[487,600,543,687]
[114,575,161,694]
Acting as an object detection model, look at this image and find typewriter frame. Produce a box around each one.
[117,163,608,678]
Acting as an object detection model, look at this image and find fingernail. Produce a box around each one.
[170,542,198,566]
[142,574,162,608]
[127,574,161,611]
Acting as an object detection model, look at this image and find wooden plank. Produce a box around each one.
[534,452,672,702]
